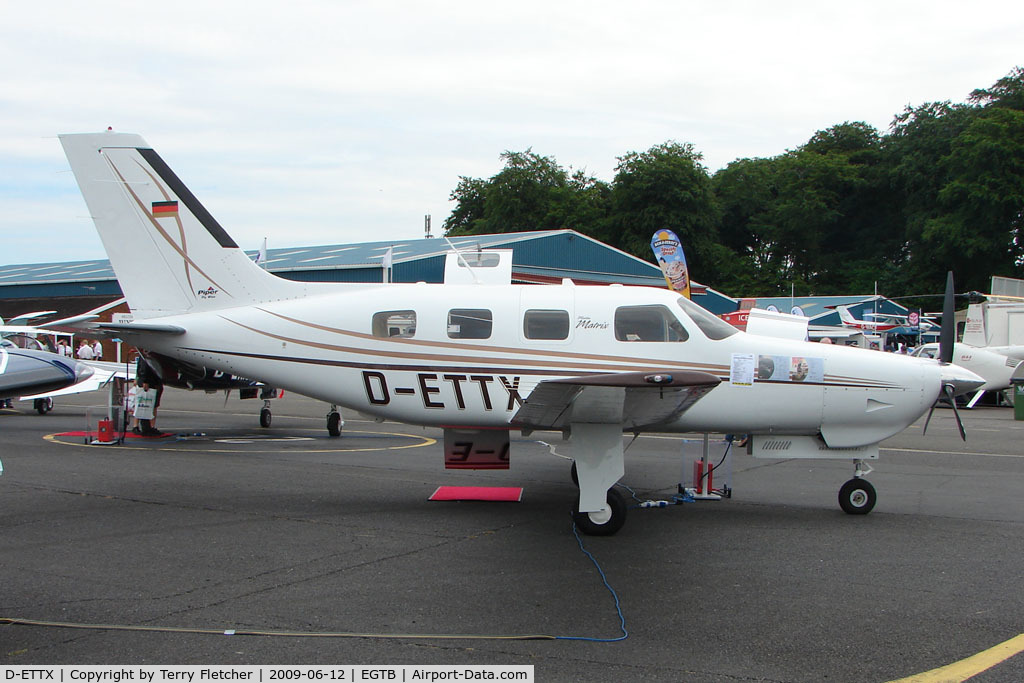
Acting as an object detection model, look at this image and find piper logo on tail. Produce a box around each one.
[197,286,218,299]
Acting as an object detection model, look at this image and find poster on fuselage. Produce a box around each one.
[757,355,824,383]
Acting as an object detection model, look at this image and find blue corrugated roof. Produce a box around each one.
[0,229,737,312]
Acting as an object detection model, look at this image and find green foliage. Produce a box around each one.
[443,150,610,237]
[442,66,1024,300]
[603,141,722,280]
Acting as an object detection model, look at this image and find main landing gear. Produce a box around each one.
[838,459,876,515]
[568,423,628,536]
[327,405,343,437]
[33,397,53,415]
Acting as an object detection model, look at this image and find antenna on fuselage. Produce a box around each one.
[443,235,482,285]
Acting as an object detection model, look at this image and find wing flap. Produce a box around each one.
[513,370,721,431]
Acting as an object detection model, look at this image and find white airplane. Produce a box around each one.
[56,130,983,535]
[0,342,95,402]
[911,342,1023,408]
[832,304,937,333]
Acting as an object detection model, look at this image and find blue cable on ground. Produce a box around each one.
[555,518,629,642]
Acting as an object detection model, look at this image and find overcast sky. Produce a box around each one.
[1,0,1021,266]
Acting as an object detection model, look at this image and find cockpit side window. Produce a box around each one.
[614,305,688,342]
[372,310,417,338]
[675,297,738,340]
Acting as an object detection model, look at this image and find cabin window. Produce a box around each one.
[456,253,501,268]
[614,305,688,342]
[524,309,570,340]
[675,297,738,340]
[448,309,492,339]
[372,310,417,338]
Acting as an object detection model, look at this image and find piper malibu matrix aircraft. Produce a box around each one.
[57,131,984,535]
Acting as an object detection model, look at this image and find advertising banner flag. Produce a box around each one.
[651,229,691,298]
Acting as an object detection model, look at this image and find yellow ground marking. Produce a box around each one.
[43,429,436,453]
[889,633,1024,682]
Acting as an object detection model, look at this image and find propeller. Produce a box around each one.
[922,271,969,440]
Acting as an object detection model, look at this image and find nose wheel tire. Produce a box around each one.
[572,487,627,536]
[838,478,876,515]
[327,411,342,437]
[259,407,272,428]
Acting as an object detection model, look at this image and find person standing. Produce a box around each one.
[76,340,94,360]
[92,339,103,360]
[133,381,159,435]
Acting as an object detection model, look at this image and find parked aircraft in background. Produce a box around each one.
[0,342,94,402]
[56,130,984,535]
[911,342,1023,408]
[832,304,937,334]
[909,299,1024,407]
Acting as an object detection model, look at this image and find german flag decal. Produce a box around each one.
[152,200,179,218]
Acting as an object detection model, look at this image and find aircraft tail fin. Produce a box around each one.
[835,306,858,325]
[59,131,305,319]
[962,303,988,347]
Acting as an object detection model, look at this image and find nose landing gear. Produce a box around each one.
[838,459,876,515]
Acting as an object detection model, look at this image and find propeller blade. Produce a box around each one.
[945,384,967,441]
[922,401,936,435]
[940,271,955,364]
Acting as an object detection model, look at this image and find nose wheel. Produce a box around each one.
[838,459,876,515]
[327,406,343,437]
[259,400,272,428]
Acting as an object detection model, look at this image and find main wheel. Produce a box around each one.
[572,488,627,536]
[259,407,272,428]
[838,478,876,515]
[327,411,342,437]
[34,398,53,415]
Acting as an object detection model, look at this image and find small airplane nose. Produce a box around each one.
[939,363,985,396]
[74,362,95,383]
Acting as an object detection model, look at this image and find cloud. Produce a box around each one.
[1,0,1022,264]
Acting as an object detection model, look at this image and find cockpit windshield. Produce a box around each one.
[675,297,738,340]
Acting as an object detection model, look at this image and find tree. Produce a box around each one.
[603,141,725,281]
[443,150,610,237]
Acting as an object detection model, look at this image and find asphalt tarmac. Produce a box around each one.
[2,390,1023,681]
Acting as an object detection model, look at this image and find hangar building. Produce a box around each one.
[0,230,737,321]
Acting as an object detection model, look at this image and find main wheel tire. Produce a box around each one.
[35,398,53,415]
[572,488,627,536]
[259,407,272,428]
[327,411,342,437]
[838,478,876,515]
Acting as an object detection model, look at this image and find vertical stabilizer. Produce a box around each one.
[59,131,302,319]
[962,303,988,347]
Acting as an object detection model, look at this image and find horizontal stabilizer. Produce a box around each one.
[95,322,187,335]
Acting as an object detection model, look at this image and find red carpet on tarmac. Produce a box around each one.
[58,431,173,440]
[429,486,523,502]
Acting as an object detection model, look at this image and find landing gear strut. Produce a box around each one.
[569,423,627,535]
[838,459,876,515]
[327,405,343,437]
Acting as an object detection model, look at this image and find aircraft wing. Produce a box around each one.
[513,370,721,431]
